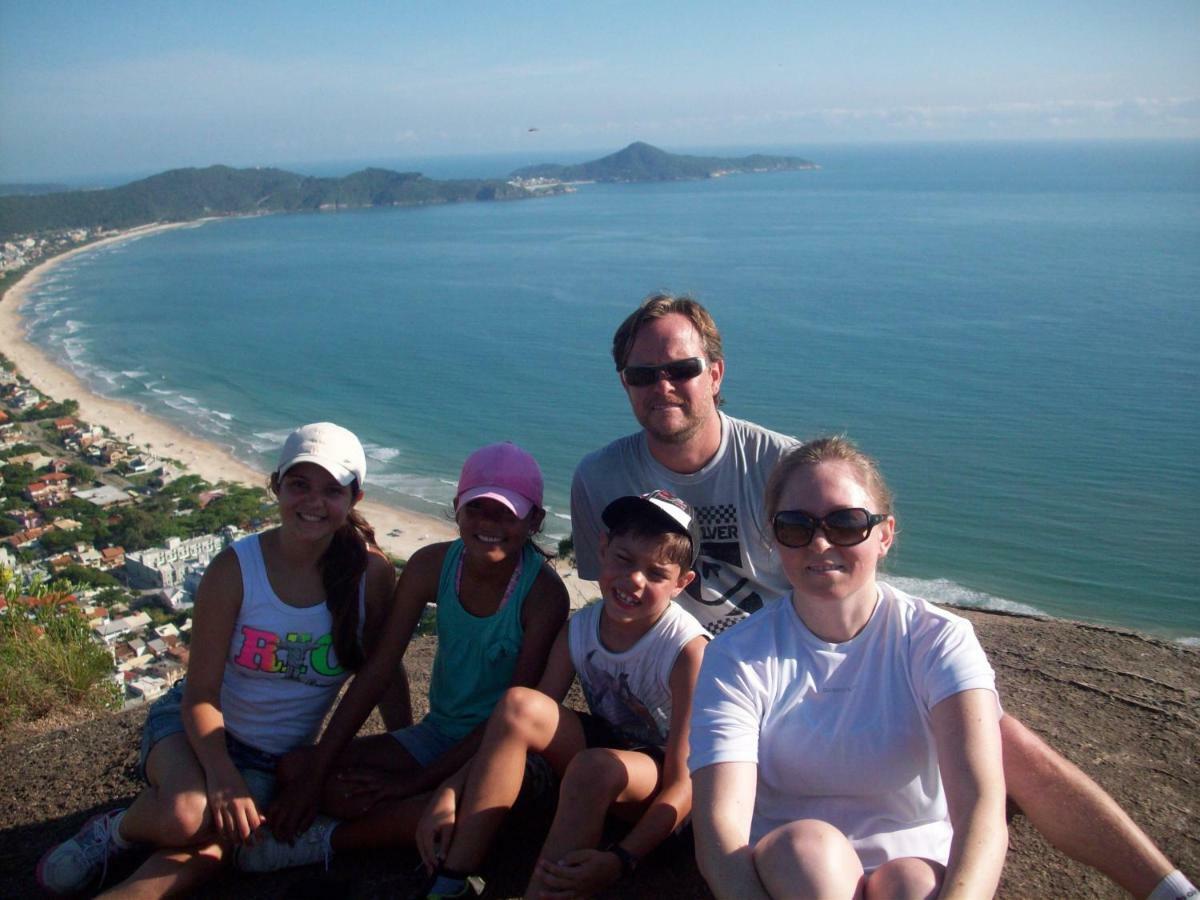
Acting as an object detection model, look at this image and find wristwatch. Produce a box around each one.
[604,842,639,878]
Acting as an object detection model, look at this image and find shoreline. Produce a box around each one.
[2,224,1195,632]
[0,224,598,603]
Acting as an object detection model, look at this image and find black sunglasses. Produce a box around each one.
[622,357,707,387]
[772,507,889,548]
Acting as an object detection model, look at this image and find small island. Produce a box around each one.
[510,140,818,184]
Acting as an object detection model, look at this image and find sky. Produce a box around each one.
[1,0,1198,182]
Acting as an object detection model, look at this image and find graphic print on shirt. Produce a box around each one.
[232,625,344,684]
[687,503,766,627]
[582,652,666,747]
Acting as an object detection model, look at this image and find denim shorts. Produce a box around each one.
[389,717,461,768]
[138,681,279,808]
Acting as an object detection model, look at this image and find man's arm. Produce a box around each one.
[1001,713,1182,898]
[569,464,604,581]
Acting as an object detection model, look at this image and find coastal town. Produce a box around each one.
[1,226,113,274]
[0,343,274,712]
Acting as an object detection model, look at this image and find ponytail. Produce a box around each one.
[319,487,375,672]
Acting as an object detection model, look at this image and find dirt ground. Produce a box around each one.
[2,608,1196,899]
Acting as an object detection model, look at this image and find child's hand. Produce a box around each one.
[416,788,457,873]
[206,770,264,846]
[533,848,623,898]
[266,775,321,843]
[333,766,414,811]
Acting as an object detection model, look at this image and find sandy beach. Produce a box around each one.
[0,224,598,603]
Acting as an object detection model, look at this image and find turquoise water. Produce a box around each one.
[21,142,1200,640]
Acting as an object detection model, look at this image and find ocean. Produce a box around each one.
[19,141,1200,641]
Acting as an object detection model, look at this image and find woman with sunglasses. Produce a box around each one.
[689,436,1006,900]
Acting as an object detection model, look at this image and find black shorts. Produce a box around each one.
[575,711,665,765]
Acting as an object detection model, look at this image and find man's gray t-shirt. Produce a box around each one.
[571,413,797,634]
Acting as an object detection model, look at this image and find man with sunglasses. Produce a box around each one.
[570,293,1193,900]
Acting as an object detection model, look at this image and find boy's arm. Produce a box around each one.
[608,634,707,862]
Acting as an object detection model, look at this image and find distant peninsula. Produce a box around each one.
[510,141,817,183]
[0,167,558,241]
[0,143,818,243]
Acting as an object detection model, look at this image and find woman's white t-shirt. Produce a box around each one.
[688,583,998,871]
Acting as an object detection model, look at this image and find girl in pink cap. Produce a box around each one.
[237,442,569,883]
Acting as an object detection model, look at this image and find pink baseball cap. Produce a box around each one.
[456,442,543,519]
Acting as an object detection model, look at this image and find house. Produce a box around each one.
[100,444,128,466]
[124,533,225,590]
[98,546,125,569]
[162,587,192,611]
[93,611,151,645]
[127,675,169,703]
[53,417,78,434]
[95,619,133,644]
[5,527,49,549]
[7,508,42,530]
[74,485,133,507]
[8,451,53,470]
[25,479,72,506]
[11,390,41,410]
[197,490,226,509]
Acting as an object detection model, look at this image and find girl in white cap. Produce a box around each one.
[235,441,569,885]
[37,422,397,897]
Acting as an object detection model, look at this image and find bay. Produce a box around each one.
[22,141,1200,639]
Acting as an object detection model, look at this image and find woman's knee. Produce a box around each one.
[865,857,942,900]
[753,819,862,897]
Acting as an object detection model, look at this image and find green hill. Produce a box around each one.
[510,141,816,182]
[0,166,538,240]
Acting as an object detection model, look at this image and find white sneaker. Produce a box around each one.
[36,808,128,895]
[236,816,337,873]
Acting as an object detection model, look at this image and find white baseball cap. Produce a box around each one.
[276,422,366,488]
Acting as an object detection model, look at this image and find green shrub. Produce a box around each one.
[0,589,120,729]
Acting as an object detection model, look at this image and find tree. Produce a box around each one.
[65,462,96,482]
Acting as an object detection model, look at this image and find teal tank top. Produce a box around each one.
[425,539,542,741]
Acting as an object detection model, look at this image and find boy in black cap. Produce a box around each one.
[413,491,708,899]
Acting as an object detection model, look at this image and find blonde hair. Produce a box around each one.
[611,293,725,406]
[764,435,895,522]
